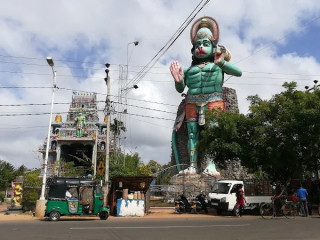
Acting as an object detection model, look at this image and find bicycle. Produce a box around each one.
[260,197,299,219]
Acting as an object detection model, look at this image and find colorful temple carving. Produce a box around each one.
[38,91,108,176]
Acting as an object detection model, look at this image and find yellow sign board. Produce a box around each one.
[97,161,105,176]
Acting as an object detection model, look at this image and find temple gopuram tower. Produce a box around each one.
[38,91,107,176]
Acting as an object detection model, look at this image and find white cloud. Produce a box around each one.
[0,0,320,169]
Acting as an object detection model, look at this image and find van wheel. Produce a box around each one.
[99,211,109,220]
[49,211,60,221]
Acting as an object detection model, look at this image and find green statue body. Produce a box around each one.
[75,112,86,137]
[170,17,242,174]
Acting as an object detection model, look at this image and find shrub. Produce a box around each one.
[21,169,41,211]
[0,193,5,202]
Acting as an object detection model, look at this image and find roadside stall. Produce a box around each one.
[108,176,153,217]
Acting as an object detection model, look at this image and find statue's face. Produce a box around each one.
[193,38,213,59]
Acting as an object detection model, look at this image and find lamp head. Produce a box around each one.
[314,80,318,84]
[105,63,110,68]
[46,57,54,67]
[134,41,139,46]
[305,86,309,90]
[133,84,139,89]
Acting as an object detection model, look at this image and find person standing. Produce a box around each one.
[274,181,287,214]
[235,184,245,217]
[296,184,308,217]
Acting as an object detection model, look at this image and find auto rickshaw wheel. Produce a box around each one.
[49,211,60,221]
[99,211,109,220]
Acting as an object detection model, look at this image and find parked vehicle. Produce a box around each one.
[191,193,208,214]
[45,177,109,221]
[175,194,192,214]
[208,180,273,215]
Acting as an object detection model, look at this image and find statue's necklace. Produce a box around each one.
[197,62,209,69]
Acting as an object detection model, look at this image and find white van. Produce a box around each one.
[208,180,272,214]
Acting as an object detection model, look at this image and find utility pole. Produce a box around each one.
[35,57,56,217]
[103,63,111,207]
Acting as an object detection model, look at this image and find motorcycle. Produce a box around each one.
[175,194,192,214]
[191,193,209,214]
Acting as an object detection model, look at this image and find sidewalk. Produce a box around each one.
[0,204,219,221]
[0,203,37,221]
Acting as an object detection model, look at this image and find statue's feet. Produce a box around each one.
[202,161,221,178]
[179,166,198,175]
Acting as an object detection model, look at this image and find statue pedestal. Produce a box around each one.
[5,205,23,215]
[169,173,217,200]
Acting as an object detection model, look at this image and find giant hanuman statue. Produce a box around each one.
[170,17,242,175]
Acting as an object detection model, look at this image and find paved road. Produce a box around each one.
[1,215,320,240]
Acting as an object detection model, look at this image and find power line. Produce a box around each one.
[0,69,105,79]
[243,71,320,77]
[0,125,48,130]
[57,87,178,107]
[113,101,176,115]
[123,0,211,95]
[1,56,320,78]
[127,116,173,129]
[0,54,117,67]
[0,102,70,107]
[0,59,133,74]
[0,109,175,121]
[0,86,52,89]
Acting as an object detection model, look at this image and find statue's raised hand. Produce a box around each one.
[170,61,183,83]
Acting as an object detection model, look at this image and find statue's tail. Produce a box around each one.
[172,126,180,172]
[172,111,185,172]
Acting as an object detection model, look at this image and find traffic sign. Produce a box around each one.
[97,161,105,176]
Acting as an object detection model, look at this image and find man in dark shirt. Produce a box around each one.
[274,181,287,214]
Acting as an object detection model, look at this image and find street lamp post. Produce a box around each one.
[40,57,56,200]
[126,41,139,88]
[35,57,56,217]
[124,41,139,108]
[118,41,139,157]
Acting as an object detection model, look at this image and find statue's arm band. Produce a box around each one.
[175,81,185,93]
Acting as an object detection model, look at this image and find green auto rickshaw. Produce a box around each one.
[45,177,109,221]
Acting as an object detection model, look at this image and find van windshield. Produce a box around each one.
[211,182,232,194]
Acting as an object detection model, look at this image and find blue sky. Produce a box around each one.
[278,21,320,60]
[0,0,320,169]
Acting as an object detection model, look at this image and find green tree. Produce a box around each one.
[15,165,28,177]
[199,82,320,182]
[146,160,162,174]
[60,161,85,177]
[22,169,42,211]
[0,160,15,191]
[108,152,150,178]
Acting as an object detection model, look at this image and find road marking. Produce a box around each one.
[70,224,250,230]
